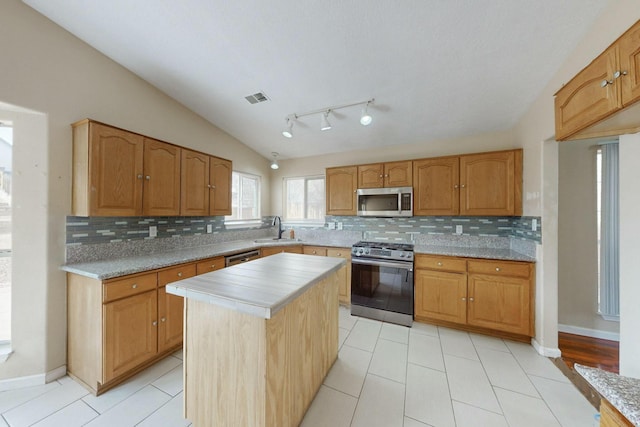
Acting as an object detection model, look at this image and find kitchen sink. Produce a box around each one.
[253,237,302,243]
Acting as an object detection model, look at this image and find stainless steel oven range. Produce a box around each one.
[350,241,414,327]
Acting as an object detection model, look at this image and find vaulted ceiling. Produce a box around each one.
[23,0,609,160]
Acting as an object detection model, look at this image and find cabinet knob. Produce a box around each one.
[379,174,383,178]
[131,284,138,289]
[211,264,216,269]
[337,253,341,256]
[601,79,613,87]
[495,267,501,272]
[469,297,474,302]
[211,185,216,189]
[207,184,212,188]
[462,297,466,301]
[460,184,466,188]
[137,174,143,179]
[152,321,158,326]
[177,272,182,277]
[437,262,443,266]
[161,317,166,322]
[312,251,317,254]
[454,184,459,189]
[145,175,151,180]
[614,70,628,79]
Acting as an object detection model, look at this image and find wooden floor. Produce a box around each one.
[558,332,619,373]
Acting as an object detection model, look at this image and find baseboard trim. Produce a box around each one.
[531,338,562,358]
[558,324,620,342]
[0,365,67,392]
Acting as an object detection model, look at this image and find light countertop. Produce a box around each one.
[166,252,346,319]
[575,364,640,426]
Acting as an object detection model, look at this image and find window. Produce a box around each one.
[226,171,261,225]
[596,142,619,321]
[284,176,325,223]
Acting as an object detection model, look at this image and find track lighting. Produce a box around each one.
[270,152,279,170]
[280,98,374,138]
[360,101,372,126]
[320,111,332,131]
[282,118,293,138]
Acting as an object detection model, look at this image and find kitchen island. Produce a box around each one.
[166,252,346,427]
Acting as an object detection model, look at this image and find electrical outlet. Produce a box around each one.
[149,225,157,238]
[455,225,463,235]
[531,218,537,231]
[206,224,213,234]
[337,222,343,230]
[328,222,335,230]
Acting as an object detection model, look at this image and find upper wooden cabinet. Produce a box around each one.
[143,138,181,216]
[357,161,412,188]
[209,157,232,216]
[414,150,522,216]
[72,119,232,217]
[326,166,358,215]
[73,120,144,216]
[555,19,640,141]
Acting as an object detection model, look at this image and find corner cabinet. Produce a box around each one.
[326,166,358,215]
[555,19,640,141]
[180,150,232,216]
[304,246,352,305]
[414,254,534,338]
[413,150,522,217]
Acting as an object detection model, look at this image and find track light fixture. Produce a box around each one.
[320,111,332,131]
[360,101,372,126]
[270,152,279,170]
[282,118,293,138]
[281,98,374,138]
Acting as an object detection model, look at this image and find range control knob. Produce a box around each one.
[399,253,405,257]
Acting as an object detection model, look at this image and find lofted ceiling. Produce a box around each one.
[23,0,609,161]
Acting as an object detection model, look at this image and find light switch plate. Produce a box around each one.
[532,218,537,231]
[149,225,157,238]
[328,222,335,230]
[337,222,343,230]
[455,225,463,235]
[206,224,213,234]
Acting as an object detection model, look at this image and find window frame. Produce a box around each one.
[225,170,262,228]
[282,175,326,225]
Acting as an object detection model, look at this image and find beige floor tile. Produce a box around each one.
[405,363,455,427]
[444,354,501,413]
[495,387,561,427]
[452,401,509,427]
[351,374,405,427]
[408,333,444,371]
[300,386,357,427]
[369,339,408,383]
[323,344,373,397]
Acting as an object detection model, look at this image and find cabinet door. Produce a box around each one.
[358,163,384,188]
[89,122,144,216]
[619,20,640,107]
[414,269,467,324]
[413,157,459,216]
[555,47,621,140]
[384,161,412,187]
[467,274,531,336]
[103,290,157,383]
[460,150,520,216]
[181,149,210,216]
[143,138,181,216]
[326,248,351,304]
[303,246,328,256]
[326,166,358,215]
[196,256,225,275]
[157,264,196,353]
[209,157,232,216]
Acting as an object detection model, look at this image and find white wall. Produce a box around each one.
[619,133,640,378]
[0,0,269,382]
[558,140,619,337]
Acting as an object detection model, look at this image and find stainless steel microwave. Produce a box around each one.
[356,187,413,217]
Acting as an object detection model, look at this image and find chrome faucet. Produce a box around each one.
[273,216,284,239]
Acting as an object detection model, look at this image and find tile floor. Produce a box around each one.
[0,307,598,427]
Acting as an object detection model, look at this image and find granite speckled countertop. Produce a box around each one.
[575,364,640,426]
[61,237,535,280]
[166,253,346,319]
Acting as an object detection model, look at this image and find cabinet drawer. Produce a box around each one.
[415,255,466,273]
[304,246,327,256]
[158,264,197,287]
[196,256,225,275]
[326,248,351,260]
[467,259,531,278]
[103,272,157,303]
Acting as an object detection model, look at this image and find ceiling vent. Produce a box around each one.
[244,92,269,104]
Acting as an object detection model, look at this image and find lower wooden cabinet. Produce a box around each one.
[260,245,303,257]
[326,248,351,305]
[157,264,196,353]
[414,254,534,338]
[195,256,225,275]
[600,399,634,427]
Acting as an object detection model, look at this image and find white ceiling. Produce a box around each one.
[23,0,609,161]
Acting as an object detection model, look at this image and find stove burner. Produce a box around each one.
[351,241,414,262]
[352,241,414,251]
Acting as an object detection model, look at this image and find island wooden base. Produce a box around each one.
[183,268,341,427]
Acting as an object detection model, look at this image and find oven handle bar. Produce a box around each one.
[351,257,413,271]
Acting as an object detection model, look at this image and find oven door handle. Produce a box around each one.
[351,257,413,271]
